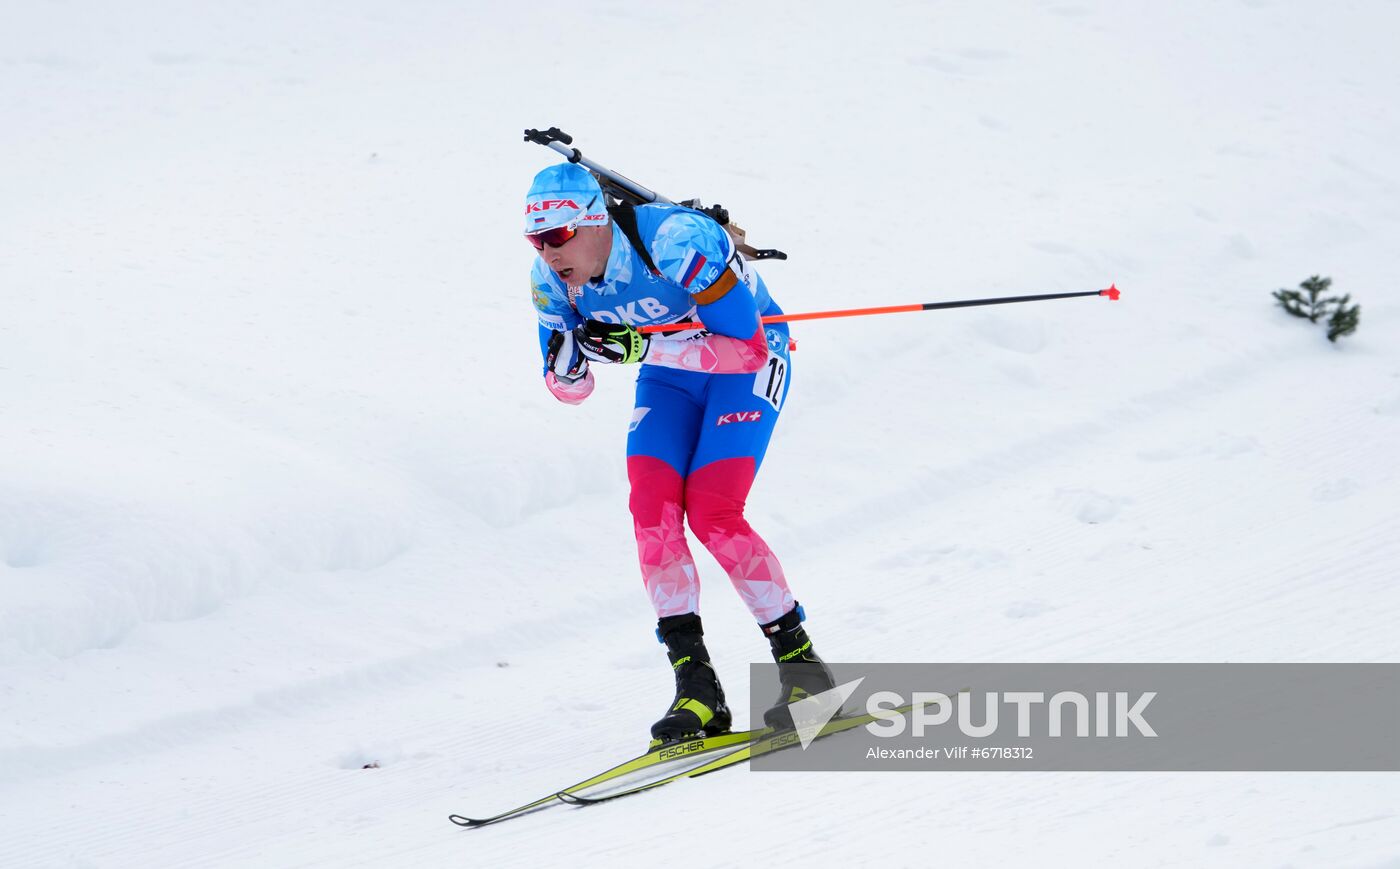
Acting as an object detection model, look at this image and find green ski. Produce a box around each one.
[556,700,926,806]
[448,726,765,828]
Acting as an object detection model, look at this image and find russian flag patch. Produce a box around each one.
[677,251,708,289]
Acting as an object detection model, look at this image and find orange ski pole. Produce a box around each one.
[639,285,1120,334]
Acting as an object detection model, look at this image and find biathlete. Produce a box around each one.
[524,162,835,746]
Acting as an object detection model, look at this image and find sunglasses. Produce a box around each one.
[525,219,581,250]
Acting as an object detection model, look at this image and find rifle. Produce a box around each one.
[523,127,787,262]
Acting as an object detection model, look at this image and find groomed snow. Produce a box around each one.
[3,2,1398,866]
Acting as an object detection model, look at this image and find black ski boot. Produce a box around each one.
[649,613,733,749]
[760,603,838,730]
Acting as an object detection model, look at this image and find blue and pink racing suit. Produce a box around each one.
[531,204,796,624]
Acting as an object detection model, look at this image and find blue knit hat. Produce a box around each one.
[524,163,609,234]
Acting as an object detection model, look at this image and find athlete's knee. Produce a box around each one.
[684,458,757,539]
[628,455,685,526]
[686,489,745,540]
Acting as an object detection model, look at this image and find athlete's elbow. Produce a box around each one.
[736,347,767,373]
[736,327,769,372]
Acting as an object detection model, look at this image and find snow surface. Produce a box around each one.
[3,1,1399,866]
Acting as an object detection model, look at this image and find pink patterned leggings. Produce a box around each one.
[628,455,794,624]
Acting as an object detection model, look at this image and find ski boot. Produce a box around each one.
[649,613,733,749]
[760,603,838,730]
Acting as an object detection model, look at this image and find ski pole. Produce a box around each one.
[638,285,1121,334]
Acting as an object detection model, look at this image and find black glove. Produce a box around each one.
[574,319,649,364]
[546,330,589,382]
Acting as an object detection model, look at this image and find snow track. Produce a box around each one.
[4,1,1399,866]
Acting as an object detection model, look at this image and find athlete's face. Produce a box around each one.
[538,224,611,289]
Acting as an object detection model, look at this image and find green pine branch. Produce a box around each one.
[1327,296,1360,342]
[1273,275,1360,342]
